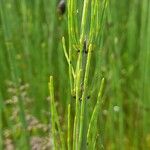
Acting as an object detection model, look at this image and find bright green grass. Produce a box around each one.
[0,0,150,149]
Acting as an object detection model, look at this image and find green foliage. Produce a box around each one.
[0,0,150,149]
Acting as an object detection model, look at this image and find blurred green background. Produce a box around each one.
[0,0,150,149]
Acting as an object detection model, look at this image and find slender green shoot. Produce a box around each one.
[49,76,66,150]
[67,104,71,150]
[87,78,105,146]
[78,44,92,149]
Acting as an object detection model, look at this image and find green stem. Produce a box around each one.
[68,104,71,150]
[87,78,105,144]
[49,76,66,150]
[49,76,57,150]
[73,69,82,150]
[78,44,92,149]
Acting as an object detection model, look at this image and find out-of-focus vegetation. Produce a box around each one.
[0,0,149,149]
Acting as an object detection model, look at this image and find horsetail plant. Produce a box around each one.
[0,0,149,149]
[49,76,65,150]
[49,0,107,149]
